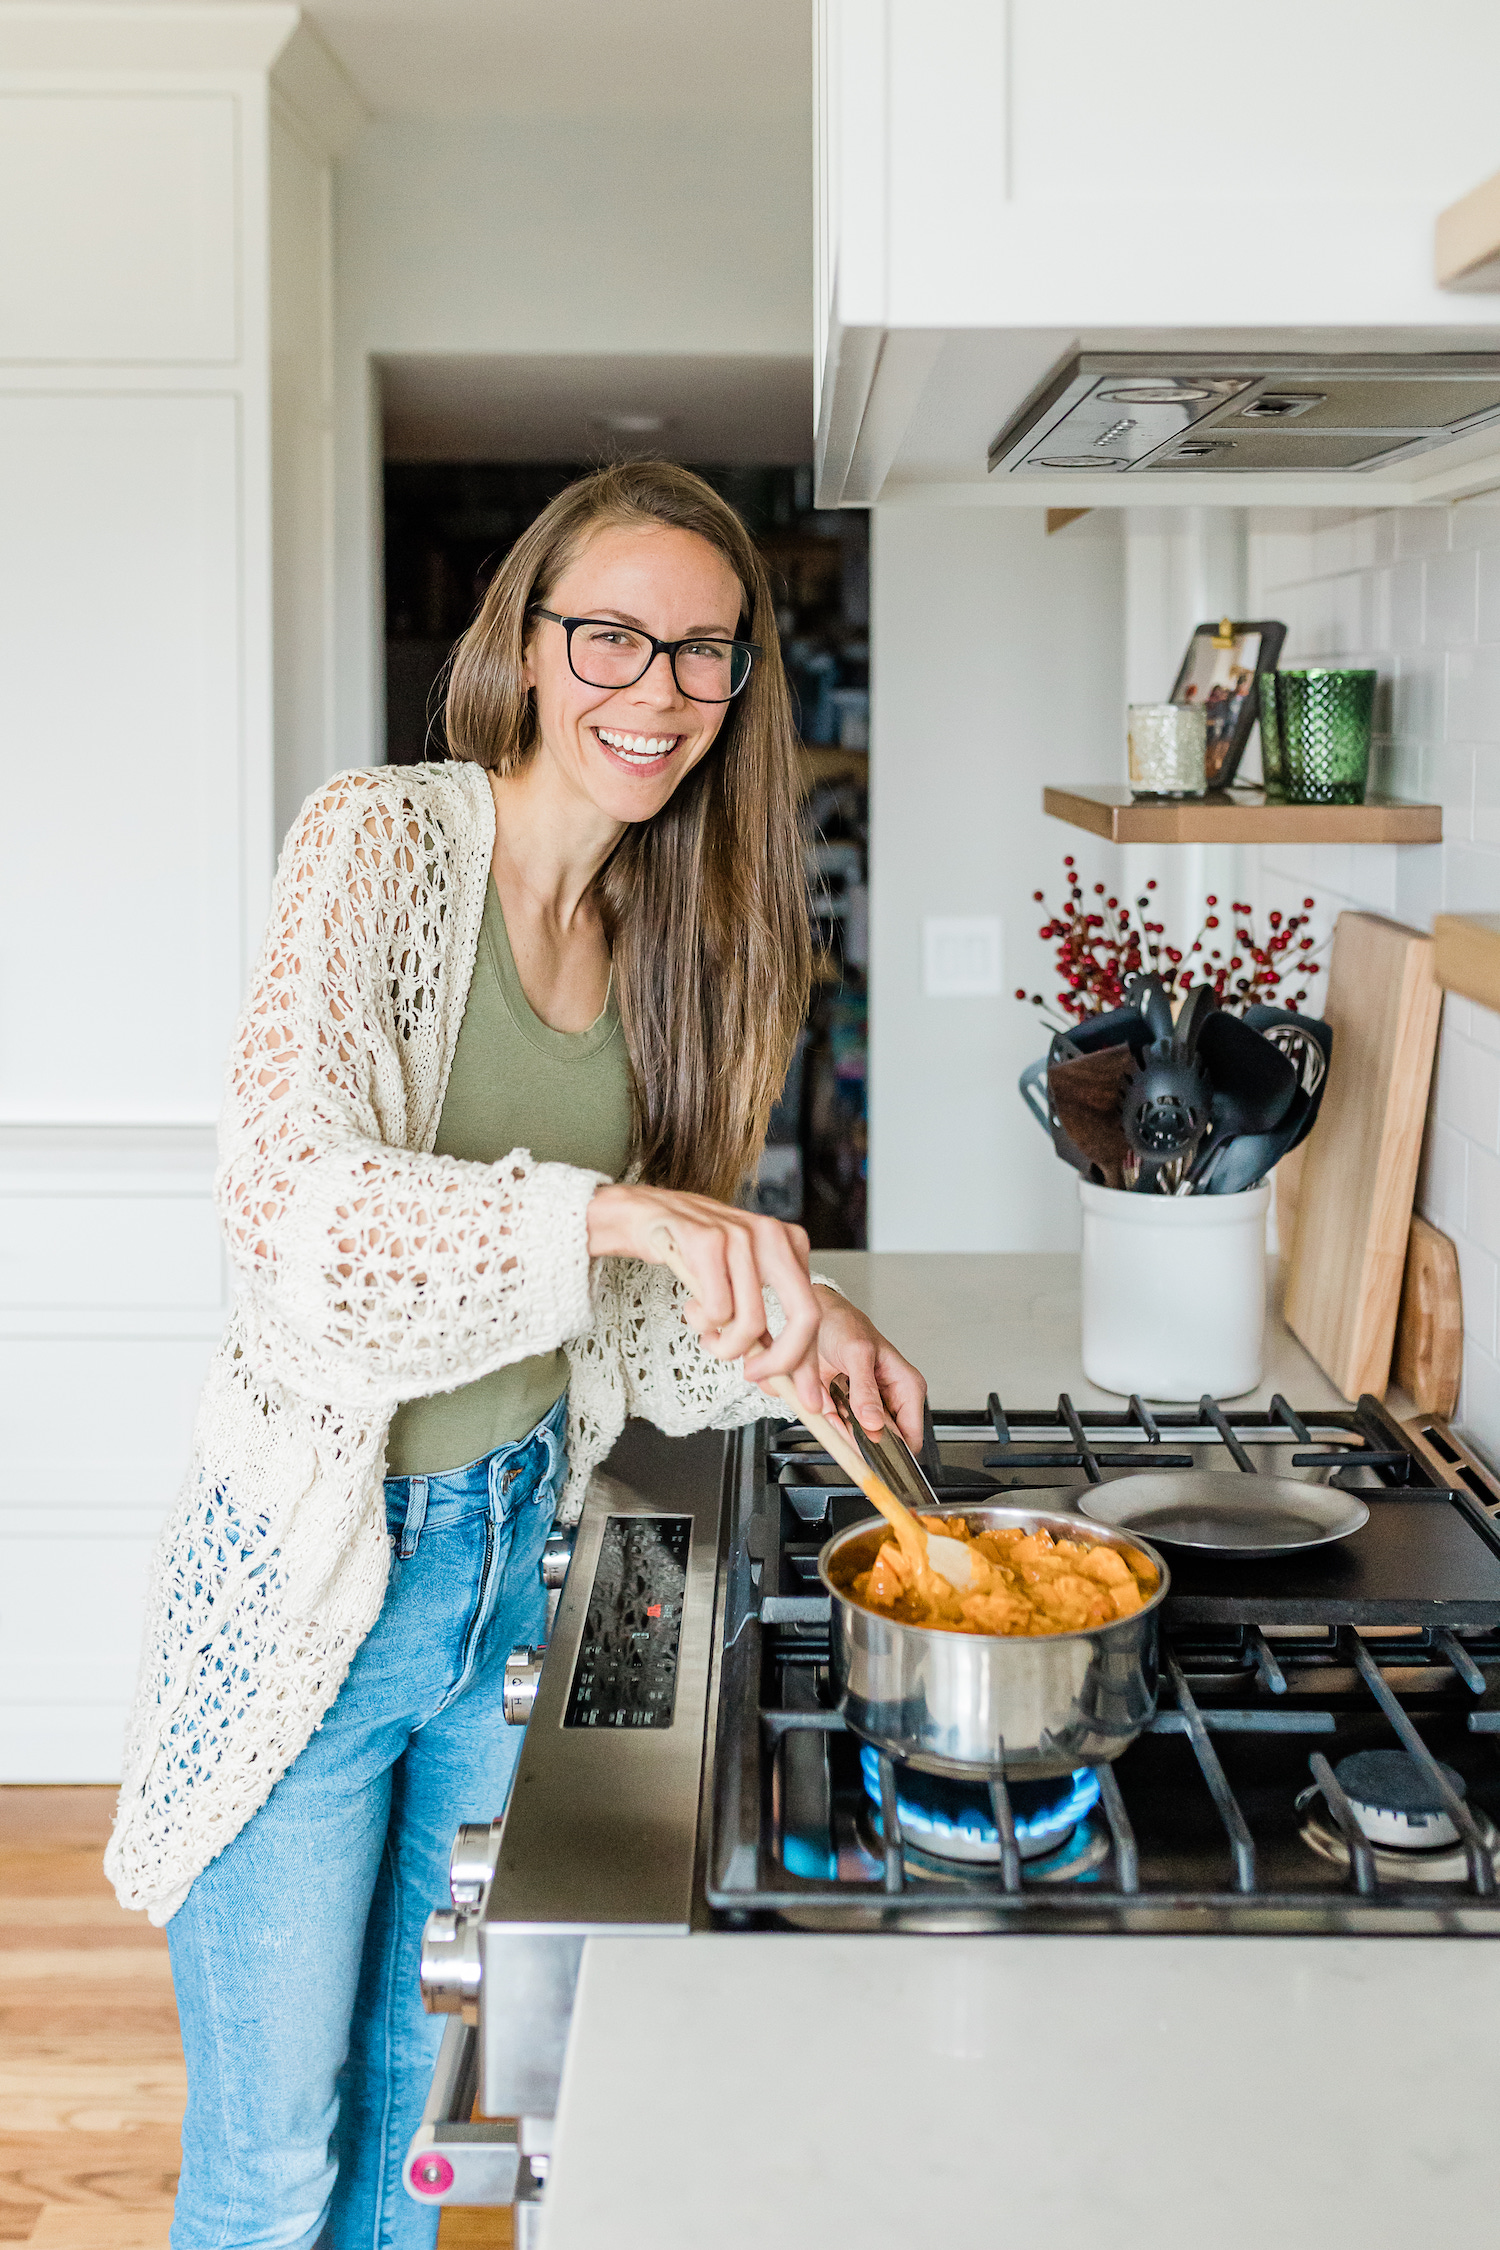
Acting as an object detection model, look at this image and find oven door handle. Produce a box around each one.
[404,2017,545,2217]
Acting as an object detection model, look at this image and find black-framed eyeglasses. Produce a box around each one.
[529,607,758,703]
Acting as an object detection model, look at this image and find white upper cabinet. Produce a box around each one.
[816,0,1500,507]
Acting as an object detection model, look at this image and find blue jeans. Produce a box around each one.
[166,1394,568,2250]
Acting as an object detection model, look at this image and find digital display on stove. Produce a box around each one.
[564,1515,691,1729]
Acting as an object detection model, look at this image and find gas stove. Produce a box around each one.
[406,1391,1500,2226]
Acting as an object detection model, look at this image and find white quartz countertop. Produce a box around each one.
[546,1934,1500,2249]
[812,1248,1388,1416]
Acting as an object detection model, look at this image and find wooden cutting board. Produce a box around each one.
[1284,911,1443,1400]
[1393,1213,1464,1416]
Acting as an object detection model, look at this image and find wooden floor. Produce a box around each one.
[0,1789,508,2248]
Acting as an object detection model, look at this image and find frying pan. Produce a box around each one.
[1079,1468,1369,1560]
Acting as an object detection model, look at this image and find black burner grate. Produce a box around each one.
[708,1398,1500,1933]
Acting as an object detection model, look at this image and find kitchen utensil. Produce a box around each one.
[1079,1177,1269,1397]
[1172,980,1219,1059]
[1130,973,1177,1046]
[1284,911,1443,1400]
[1120,1040,1212,1166]
[1393,1214,1463,1417]
[818,1501,1168,1779]
[829,1374,945,1514]
[1046,1040,1135,1188]
[1197,1007,1299,1138]
[1062,1000,1155,1062]
[1127,702,1206,797]
[1276,667,1377,805]
[646,1227,974,1591]
[1245,1005,1331,1101]
[1114,973,1214,1181]
[1079,1469,1369,1559]
[1191,1086,1312,1195]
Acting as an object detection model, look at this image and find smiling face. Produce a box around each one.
[521,522,747,826]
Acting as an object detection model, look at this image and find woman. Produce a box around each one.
[107,461,925,2249]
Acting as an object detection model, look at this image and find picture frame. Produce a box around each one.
[1169,617,1287,790]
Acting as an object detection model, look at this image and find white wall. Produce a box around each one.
[1245,500,1500,1466]
[332,108,814,767]
[867,506,1125,1249]
[0,9,354,1779]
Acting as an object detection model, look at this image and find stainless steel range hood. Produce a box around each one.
[989,352,1500,479]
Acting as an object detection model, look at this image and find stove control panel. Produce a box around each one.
[564,1514,691,1730]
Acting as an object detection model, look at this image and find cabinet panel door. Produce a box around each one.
[0,392,244,1123]
[0,93,238,363]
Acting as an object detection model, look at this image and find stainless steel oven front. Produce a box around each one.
[404,1420,735,2237]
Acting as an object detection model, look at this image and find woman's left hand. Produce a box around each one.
[780,1285,927,1453]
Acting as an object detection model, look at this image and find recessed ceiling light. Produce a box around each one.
[594,411,671,434]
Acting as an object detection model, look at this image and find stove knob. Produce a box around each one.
[504,1645,546,1726]
[448,1819,502,1911]
[542,1528,575,1635]
[420,1907,481,2022]
[541,1527,575,1590]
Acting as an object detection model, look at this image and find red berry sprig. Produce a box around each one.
[1014,861,1324,1025]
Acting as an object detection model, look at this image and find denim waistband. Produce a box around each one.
[384,1391,568,1557]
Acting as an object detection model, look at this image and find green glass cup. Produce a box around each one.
[1275,667,1376,805]
[1257,670,1285,798]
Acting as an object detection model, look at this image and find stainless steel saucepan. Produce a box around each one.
[817,1498,1169,1780]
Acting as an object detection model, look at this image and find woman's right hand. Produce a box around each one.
[586,1182,823,1418]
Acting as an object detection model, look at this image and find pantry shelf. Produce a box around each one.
[1044,784,1443,847]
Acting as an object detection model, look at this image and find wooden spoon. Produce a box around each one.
[646,1227,972,1593]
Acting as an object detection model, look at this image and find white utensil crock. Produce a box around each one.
[1079,1177,1270,1400]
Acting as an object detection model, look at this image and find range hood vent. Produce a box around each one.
[989,352,1500,477]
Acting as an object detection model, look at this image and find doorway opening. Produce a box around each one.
[383,460,869,1248]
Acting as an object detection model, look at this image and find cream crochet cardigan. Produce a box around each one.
[107,763,793,1923]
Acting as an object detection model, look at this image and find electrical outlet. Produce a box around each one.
[922,916,1003,997]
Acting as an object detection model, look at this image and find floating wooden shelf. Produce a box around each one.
[1436,164,1500,290]
[1044,784,1443,846]
[1434,913,1500,1012]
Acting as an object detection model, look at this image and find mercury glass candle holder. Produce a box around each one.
[1257,670,1286,798]
[1128,702,1207,798]
[1276,668,1376,805]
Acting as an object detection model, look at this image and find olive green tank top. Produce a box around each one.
[384,877,633,1477]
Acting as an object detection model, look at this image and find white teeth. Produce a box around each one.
[596,728,678,761]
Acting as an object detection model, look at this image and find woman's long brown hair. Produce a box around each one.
[444,462,811,1205]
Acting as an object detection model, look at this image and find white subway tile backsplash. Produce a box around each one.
[1424,548,1479,648]
[1446,644,1500,742]
[1454,1234,1499,1353]
[1418,1116,1469,1237]
[1395,506,1453,560]
[1459,1344,1500,1464]
[1467,1143,1500,1262]
[1476,547,1500,644]
[1385,559,1425,653]
[1360,568,1392,652]
[1310,512,1360,576]
[1438,1020,1500,1148]
[1371,735,1422,803]
[1249,501,1500,1459]
[1441,842,1500,918]
[1451,497,1500,554]
[1424,740,1475,843]
[1391,651,1445,744]
[1472,748,1500,849]
[1393,841,1443,931]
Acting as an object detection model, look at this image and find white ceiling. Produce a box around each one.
[64,0,813,118]
[382,353,814,464]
